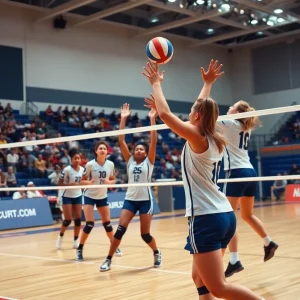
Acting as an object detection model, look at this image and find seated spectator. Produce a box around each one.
[13,186,27,200]
[7,148,19,172]
[0,133,7,144]
[4,103,13,114]
[19,150,36,178]
[45,105,54,116]
[35,154,47,178]
[60,149,71,165]
[273,173,287,201]
[36,122,47,140]
[5,166,17,196]
[68,113,81,127]
[48,165,61,185]
[26,181,45,198]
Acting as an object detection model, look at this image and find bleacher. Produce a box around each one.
[40,110,185,179]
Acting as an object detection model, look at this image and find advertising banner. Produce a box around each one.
[0,198,53,231]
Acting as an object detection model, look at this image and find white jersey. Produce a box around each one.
[218,120,253,170]
[60,165,84,198]
[125,156,153,201]
[83,159,115,200]
[182,140,233,217]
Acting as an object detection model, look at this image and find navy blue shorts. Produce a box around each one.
[184,212,236,254]
[83,196,108,207]
[123,199,153,215]
[224,168,258,197]
[62,196,82,205]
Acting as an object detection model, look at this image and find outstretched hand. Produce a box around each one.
[120,103,131,119]
[142,62,165,85]
[201,59,224,84]
[144,94,158,119]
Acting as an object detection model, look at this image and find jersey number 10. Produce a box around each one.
[239,131,249,150]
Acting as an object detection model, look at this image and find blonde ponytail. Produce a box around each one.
[237,101,262,131]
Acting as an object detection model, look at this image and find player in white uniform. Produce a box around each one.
[75,141,122,261]
[56,148,84,249]
[198,60,278,278]
[141,62,265,300]
[100,100,161,272]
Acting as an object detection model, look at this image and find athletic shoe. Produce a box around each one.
[225,261,244,278]
[115,248,122,257]
[264,241,278,262]
[73,239,79,249]
[154,249,162,268]
[100,259,111,272]
[56,236,62,249]
[76,249,84,261]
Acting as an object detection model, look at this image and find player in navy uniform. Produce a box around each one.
[100,100,161,271]
[56,148,84,249]
[198,60,278,278]
[76,141,122,261]
[142,62,265,300]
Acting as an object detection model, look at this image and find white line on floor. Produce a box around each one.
[0,252,190,276]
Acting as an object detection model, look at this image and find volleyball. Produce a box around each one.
[146,37,174,64]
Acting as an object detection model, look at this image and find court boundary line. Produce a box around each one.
[0,252,191,276]
[0,201,299,239]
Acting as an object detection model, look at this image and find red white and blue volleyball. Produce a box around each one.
[146,37,174,64]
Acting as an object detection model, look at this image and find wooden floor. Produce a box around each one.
[0,201,300,300]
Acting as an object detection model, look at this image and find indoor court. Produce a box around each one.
[0,201,299,300]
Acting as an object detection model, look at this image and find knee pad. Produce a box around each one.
[83,221,94,234]
[74,218,81,227]
[197,286,210,295]
[141,233,152,244]
[62,220,71,227]
[114,225,127,240]
[103,221,113,233]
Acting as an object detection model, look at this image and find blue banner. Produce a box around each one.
[0,198,53,231]
[82,191,160,221]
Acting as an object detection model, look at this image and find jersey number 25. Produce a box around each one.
[133,167,142,182]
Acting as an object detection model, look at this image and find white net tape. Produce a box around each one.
[0,175,299,192]
[0,104,299,149]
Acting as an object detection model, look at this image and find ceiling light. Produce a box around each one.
[220,3,230,11]
[234,7,238,13]
[207,28,215,34]
[168,0,177,2]
[251,19,258,25]
[274,8,283,14]
[277,17,285,22]
[212,3,217,7]
[150,16,159,23]
[197,0,205,4]
[267,20,274,26]
[179,3,184,7]
[240,9,244,14]
[218,8,222,12]
[257,31,264,35]
[262,17,266,22]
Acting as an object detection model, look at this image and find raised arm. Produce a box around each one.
[144,94,158,165]
[198,59,224,99]
[119,103,132,163]
[143,62,201,146]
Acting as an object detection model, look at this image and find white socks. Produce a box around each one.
[263,236,272,247]
[229,252,239,264]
